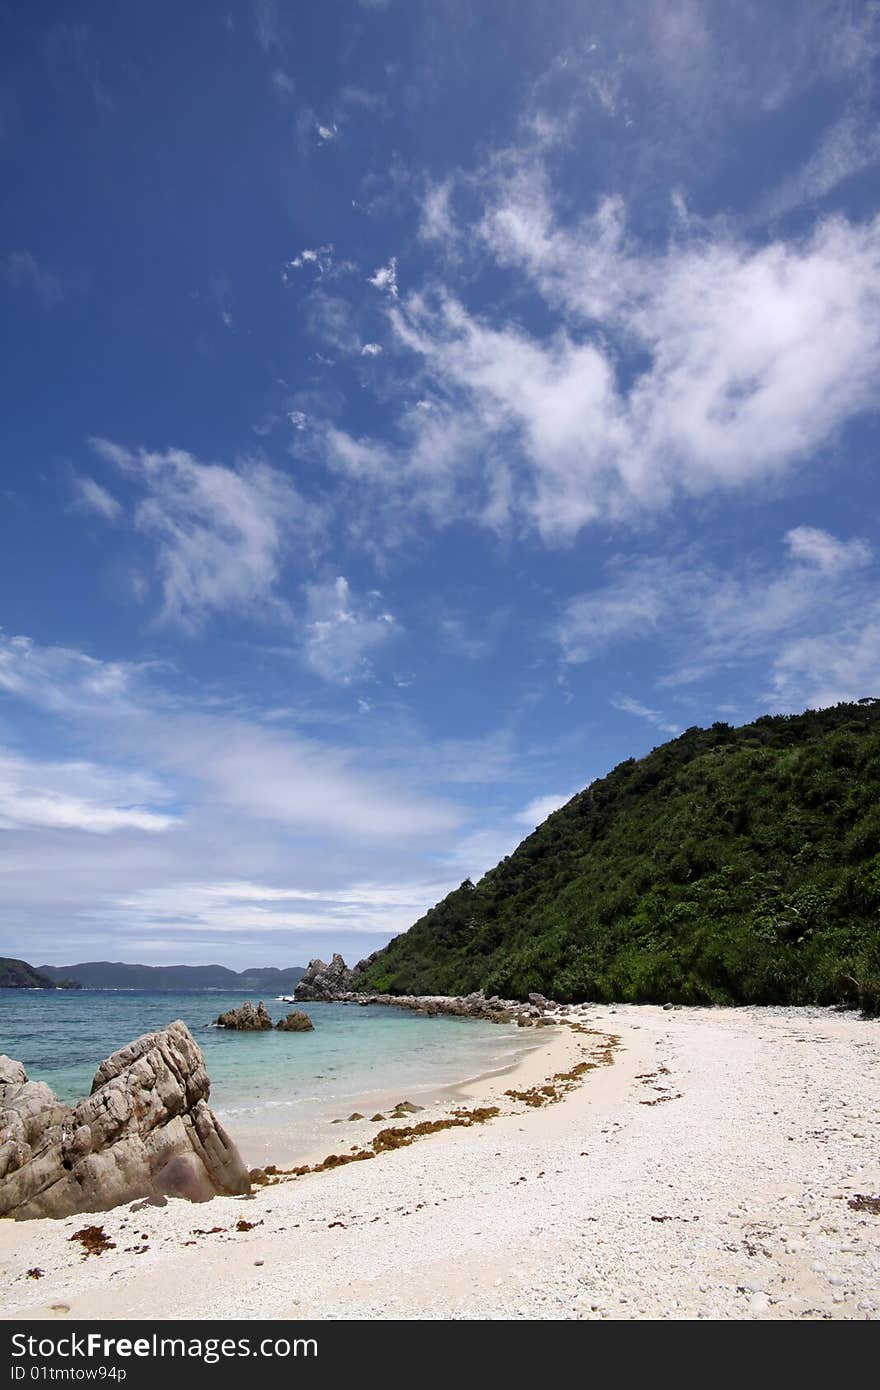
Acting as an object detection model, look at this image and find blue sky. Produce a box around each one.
[2,1,880,969]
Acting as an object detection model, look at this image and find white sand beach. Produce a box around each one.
[2,1004,878,1321]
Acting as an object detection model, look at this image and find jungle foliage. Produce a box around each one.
[357,702,880,1012]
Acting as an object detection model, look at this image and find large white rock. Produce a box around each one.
[0,1020,251,1220]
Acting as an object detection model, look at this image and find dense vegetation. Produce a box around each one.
[0,957,59,989]
[358,702,880,1013]
[38,962,306,991]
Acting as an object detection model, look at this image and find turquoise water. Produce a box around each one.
[0,989,530,1162]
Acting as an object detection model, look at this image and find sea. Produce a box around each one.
[0,989,533,1165]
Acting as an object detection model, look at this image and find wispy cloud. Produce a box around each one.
[0,627,460,841]
[419,180,456,243]
[271,68,295,96]
[89,439,322,630]
[759,112,880,223]
[784,526,871,574]
[611,695,679,736]
[0,749,174,834]
[514,790,576,827]
[558,527,880,711]
[3,250,63,304]
[72,474,121,521]
[254,0,282,53]
[0,632,143,719]
[0,626,467,959]
[302,577,396,683]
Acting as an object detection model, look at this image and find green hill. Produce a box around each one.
[0,957,56,989]
[357,702,880,1012]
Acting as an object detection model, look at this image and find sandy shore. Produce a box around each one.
[2,1003,878,1320]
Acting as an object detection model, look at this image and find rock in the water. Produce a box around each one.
[294,953,356,1001]
[0,1021,251,1221]
[215,1000,272,1031]
[276,1011,314,1033]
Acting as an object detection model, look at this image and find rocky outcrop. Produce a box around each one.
[360,988,555,1025]
[294,954,358,1001]
[214,1001,272,1030]
[0,1021,250,1221]
[298,956,557,1028]
[276,1011,314,1032]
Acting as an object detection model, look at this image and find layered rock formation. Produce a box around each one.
[214,1001,272,1030]
[276,1011,314,1032]
[0,1020,251,1221]
[294,954,359,1001]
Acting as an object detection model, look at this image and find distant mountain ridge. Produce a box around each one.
[37,962,307,992]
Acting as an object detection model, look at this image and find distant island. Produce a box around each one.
[0,957,80,990]
[28,961,306,992]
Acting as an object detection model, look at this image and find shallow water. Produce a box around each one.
[0,989,530,1160]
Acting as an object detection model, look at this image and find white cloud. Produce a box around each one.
[316,121,338,143]
[90,438,320,629]
[328,166,880,545]
[72,474,122,521]
[0,632,141,717]
[419,180,456,243]
[557,556,673,662]
[770,611,880,711]
[306,291,362,355]
[611,695,679,735]
[784,525,871,573]
[368,257,398,297]
[514,791,576,827]
[302,576,396,683]
[443,826,524,882]
[282,245,333,281]
[480,194,880,530]
[109,876,453,939]
[558,527,880,712]
[0,628,458,843]
[322,425,395,478]
[0,627,598,959]
[360,341,383,356]
[759,113,880,223]
[0,749,173,834]
[0,626,474,968]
